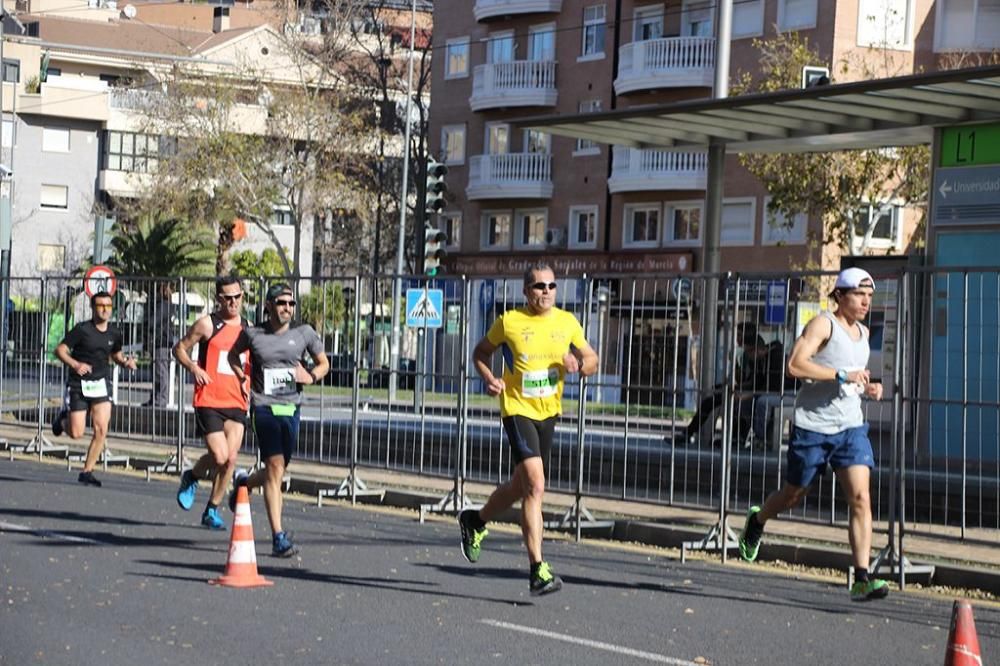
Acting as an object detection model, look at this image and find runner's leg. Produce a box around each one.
[82,401,111,472]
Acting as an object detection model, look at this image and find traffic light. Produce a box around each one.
[425,159,448,214]
[423,225,447,276]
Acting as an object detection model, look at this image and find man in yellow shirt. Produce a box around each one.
[460,262,599,596]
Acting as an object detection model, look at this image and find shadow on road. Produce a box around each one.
[134,558,533,606]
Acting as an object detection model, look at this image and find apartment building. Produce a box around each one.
[426,0,995,280]
[0,2,336,278]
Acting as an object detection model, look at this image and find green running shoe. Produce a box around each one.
[739,505,763,562]
[529,561,563,597]
[850,578,889,601]
[458,509,488,563]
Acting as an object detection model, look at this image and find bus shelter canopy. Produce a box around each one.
[518,64,1000,154]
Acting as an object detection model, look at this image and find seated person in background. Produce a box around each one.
[685,323,780,444]
[734,334,790,444]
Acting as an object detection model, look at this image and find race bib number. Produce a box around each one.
[521,368,558,398]
[81,379,107,398]
[263,367,296,396]
[217,351,247,376]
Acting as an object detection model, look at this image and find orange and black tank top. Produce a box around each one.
[194,314,250,410]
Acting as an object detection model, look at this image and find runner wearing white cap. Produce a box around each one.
[738,268,888,601]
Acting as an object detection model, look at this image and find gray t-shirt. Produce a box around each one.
[234,321,323,407]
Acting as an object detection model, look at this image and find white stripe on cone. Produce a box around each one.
[234,503,252,525]
[229,539,258,564]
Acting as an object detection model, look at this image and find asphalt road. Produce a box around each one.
[1,458,996,665]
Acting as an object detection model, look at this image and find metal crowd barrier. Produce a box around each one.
[3,267,999,583]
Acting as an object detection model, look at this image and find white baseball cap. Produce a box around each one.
[834,267,875,292]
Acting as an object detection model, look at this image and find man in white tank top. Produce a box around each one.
[737,268,889,602]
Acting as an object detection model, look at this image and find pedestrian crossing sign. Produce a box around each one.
[406,288,444,328]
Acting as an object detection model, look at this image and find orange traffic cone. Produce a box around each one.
[944,599,982,666]
[209,486,273,588]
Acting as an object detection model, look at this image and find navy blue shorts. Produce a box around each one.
[786,424,874,487]
[502,415,556,466]
[251,404,300,466]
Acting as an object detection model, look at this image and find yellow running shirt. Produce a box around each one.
[486,306,587,420]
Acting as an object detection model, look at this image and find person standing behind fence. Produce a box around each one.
[459,262,599,596]
[146,281,177,408]
[738,268,888,601]
[172,277,250,530]
[52,291,137,487]
[226,284,328,558]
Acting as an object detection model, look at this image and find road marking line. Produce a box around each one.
[480,618,699,665]
[0,521,101,544]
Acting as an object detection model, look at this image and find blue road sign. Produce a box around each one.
[765,281,787,325]
[406,288,444,328]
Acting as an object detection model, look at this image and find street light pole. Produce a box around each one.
[388,0,417,401]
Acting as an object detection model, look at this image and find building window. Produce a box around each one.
[441,212,461,250]
[580,5,606,59]
[42,127,70,153]
[2,59,20,84]
[104,131,172,173]
[40,184,69,210]
[665,202,702,245]
[568,206,598,248]
[732,0,764,38]
[482,211,511,250]
[487,31,515,64]
[634,6,664,41]
[762,198,807,245]
[682,0,713,37]
[623,203,660,247]
[528,24,556,62]
[445,38,469,79]
[779,0,818,31]
[3,118,15,150]
[270,207,293,226]
[523,129,550,154]
[858,0,912,49]
[854,203,902,248]
[721,198,755,246]
[37,244,65,271]
[442,125,465,165]
[514,209,547,250]
[486,123,509,155]
[45,67,61,77]
[936,0,1000,50]
[574,100,602,154]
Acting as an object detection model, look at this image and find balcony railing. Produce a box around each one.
[608,147,708,193]
[470,61,557,111]
[473,0,561,21]
[614,36,715,94]
[109,88,166,111]
[468,153,553,200]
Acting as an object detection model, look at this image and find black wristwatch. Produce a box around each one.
[836,369,848,384]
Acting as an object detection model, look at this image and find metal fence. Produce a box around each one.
[2,267,998,571]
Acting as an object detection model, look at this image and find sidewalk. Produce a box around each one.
[4,421,999,596]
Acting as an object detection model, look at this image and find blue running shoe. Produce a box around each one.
[228,469,249,514]
[201,506,226,530]
[272,531,298,558]
[176,470,198,511]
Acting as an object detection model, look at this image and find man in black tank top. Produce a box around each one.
[52,291,137,487]
[737,268,889,602]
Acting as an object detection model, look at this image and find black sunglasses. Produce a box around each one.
[219,293,243,302]
[530,282,557,291]
[274,299,296,307]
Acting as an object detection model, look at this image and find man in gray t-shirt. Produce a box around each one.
[228,283,329,558]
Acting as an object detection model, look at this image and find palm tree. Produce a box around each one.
[106,216,214,279]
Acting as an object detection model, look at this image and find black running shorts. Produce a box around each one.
[195,407,248,436]
[501,415,557,466]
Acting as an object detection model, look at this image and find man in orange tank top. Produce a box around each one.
[171,277,250,530]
